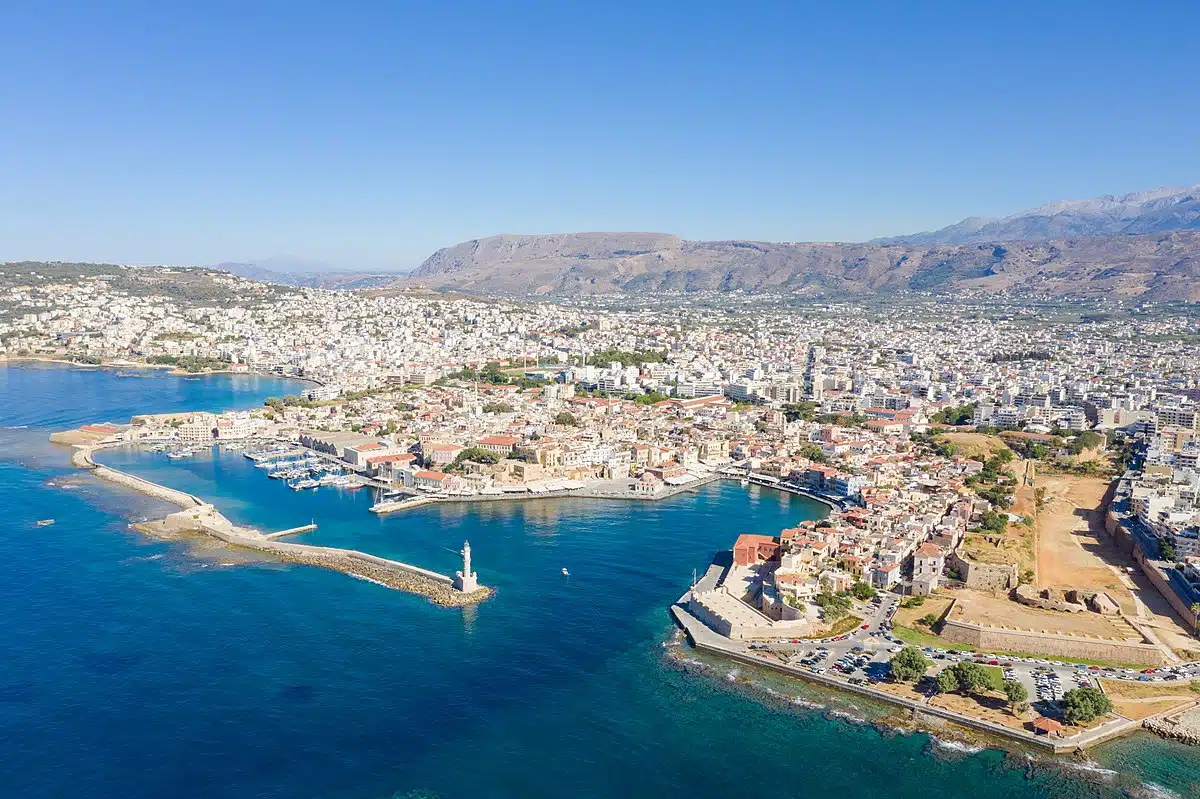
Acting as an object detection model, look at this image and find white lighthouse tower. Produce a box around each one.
[454,540,478,593]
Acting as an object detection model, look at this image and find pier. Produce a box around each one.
[265,522,318,539]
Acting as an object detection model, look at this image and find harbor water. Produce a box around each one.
[1,361,1198,799]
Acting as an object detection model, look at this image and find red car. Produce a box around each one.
[861,624,870,630]
[1142,668,1156,674]
[988,660,1000,665]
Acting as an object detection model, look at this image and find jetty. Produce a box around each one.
[265,523,318,540]
[64,438,493,606]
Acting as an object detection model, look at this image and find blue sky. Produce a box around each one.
[1,1,1197,271]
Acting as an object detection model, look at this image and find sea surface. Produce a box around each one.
[1,361,1197,799]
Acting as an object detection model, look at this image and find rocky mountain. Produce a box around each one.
[401,231,1200,302]
[875,185,1200,245]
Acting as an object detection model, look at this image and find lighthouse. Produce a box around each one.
[454,540,478,593]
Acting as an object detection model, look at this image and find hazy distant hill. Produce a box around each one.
[401,231,1200,301]
[874,185,1200,245]
[214,261,397,290]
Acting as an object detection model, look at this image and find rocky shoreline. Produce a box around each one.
[1143,704,1200,746]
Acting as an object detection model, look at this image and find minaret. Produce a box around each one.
[454,540,478,593]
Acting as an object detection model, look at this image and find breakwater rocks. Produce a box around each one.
[1143,706,1200,747]
[262,545,495,606]
[64,435,492,607]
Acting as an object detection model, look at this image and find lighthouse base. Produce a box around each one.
[454,570,479,593]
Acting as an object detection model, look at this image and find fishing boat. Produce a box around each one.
[36,519,55,527]
[290,478,320,491]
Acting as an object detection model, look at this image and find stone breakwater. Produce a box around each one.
[1143,704,1200,747]
[65,437,492,607]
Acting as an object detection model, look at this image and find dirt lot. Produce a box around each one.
[1035,473,1200,657]
[1100,679,1200,700]
[1035,473,1130,601]
[1098,680,1199,721]
[935,432,1009,459]
[893,595,955,629]
[950,588,1141,640]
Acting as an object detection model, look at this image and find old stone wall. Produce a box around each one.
[947,550,1017,592]
[939,616,1164,665]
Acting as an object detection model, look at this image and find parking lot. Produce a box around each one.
[739,590,1200,705]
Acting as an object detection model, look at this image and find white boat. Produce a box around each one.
[166,451,189,460]
[36,519,55,527]
[561,568,569,576]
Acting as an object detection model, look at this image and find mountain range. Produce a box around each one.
[399,231,1200,301]
[396,186,1200,301]
[872,185,1200,245]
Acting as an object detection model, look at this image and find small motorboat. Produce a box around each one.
[36,519,55,527]
[561,568,569,576]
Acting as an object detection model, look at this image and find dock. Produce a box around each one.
[264,523,317,540]
[370,495,436,515]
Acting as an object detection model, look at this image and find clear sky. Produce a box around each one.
[2,1,1197,271]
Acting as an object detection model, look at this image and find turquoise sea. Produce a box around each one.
[1,361,1198,799]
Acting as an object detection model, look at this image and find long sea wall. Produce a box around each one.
[67,438,490,606]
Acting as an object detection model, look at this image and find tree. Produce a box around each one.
[1191,603,1200,637]
[1061,687,1113,724]
[931,404,977,426]
[850,581,877,601]
[554,411,579,427]
[797,442,828,464]
[453,447,501,466]
[782,401,818,422]
[889,647,931,682]
[264,396,285,411]
[945,662,990,696]
[813,592,852,622]
[917,613,939,628]
[936,669,960,694]
[979,510,1009,534]
[1003,680,1028,715]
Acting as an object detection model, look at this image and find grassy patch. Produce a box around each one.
[980,664,1005,691]
[801,615,863,639]
[891,624,973,650]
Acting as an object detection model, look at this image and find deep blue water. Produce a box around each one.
[1,361,1197,799]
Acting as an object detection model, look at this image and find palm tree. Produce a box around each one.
[1190,603,1200,638]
